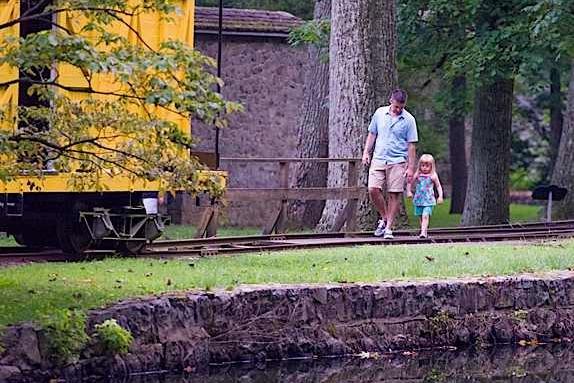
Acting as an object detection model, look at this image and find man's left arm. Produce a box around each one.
[406,143,416,183]
[405,116,418,184]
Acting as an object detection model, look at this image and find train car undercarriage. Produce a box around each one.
[0,192,167,255]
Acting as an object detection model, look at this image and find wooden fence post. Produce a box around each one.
[263,161,290,234]
[346,160,359,231]
[194,199,219,238]
[331,160,359,232]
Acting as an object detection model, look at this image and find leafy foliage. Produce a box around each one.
[288,19,330,54]
[398,0,572,194]
[509,168,538,191]
[525,0,574,57]
[94,318,133,355]
[0,1,241,193]
[41,309,89,365]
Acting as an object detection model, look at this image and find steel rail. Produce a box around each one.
[153,220,574,248]
[145,227,574,258]
[2,221,574,264]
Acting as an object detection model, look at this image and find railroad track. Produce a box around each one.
[0,248,68,265]
[147,220,574,257]
[2,220,574,264]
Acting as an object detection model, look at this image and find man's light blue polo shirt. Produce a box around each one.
[368,106,418,164]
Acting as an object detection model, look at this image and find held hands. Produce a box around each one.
[406,190,413,199]
[405,167,414,184]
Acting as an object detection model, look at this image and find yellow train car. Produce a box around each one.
[0,0,219,254]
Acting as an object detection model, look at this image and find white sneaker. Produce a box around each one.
[374,219,386,237]
[383,229,394,239]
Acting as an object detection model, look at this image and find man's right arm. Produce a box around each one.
[362,132,376,166]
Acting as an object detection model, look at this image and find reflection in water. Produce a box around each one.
[107,344,574,383]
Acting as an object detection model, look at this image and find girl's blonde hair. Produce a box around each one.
[415,153,437,178]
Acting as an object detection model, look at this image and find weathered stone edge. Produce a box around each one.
[2,271,574,382]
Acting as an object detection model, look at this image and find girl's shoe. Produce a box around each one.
[419,233,428,239]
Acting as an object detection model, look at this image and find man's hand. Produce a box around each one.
[405,167,414,184]
[362,152,371,166]
[406,190,413,199]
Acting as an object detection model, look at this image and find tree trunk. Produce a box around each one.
[289,0,330,229]
[317,0,397,231]
[461,78,513,226]
[448,75,467,214]
[550,60,574,219]
[547,66,563,178]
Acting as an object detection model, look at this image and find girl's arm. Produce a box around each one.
[433,173,444,204]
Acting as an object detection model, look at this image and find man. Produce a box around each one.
[362,89,418,239]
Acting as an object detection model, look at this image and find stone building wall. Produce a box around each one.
[187,33,307,227]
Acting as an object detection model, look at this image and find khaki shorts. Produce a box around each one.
[368,160,407,192]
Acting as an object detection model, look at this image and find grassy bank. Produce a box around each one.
[1,239,572,327]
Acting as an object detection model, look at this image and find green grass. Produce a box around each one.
[405,199,541,229]
[0,239,572,327]
[0,234,16,247]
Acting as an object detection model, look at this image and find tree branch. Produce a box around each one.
[102,10,155,52]
[10,134,149,177]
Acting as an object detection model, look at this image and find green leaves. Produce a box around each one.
[41,309,89,365]
[399,0,548,84]
[289,19,330,49]
[93,318,133,355]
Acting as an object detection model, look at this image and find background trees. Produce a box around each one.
[529,0,574,219]
[400,0,573,223]
[274,0,574,225]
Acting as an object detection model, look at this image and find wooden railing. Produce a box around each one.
[195,158,366,237]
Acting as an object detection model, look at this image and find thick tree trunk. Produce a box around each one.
[448,75,467,214]
[461,78,513,226]
[317,0,397,231]
[550,60,574,219]
[548,67,564,178]
[289,0,330,229]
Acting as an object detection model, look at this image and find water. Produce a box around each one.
[103,344,574,382]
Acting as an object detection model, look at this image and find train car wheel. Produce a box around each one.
[57,214,93,256]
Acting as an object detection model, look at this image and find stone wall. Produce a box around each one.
[187,34,306,227]
[3,271,574,381]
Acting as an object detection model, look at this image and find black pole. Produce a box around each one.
[215,0,223,169]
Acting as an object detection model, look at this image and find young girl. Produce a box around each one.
[407,154,444,238]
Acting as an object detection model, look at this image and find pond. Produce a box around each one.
[101,343,574,382]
